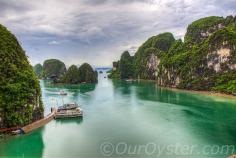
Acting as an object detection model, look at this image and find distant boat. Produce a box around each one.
[59,90,67,95]
[125,79,135,82]
[55,103,83,119]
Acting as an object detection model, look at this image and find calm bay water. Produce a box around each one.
[0,72,236,158]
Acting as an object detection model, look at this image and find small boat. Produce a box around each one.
[12,129,22,135]
[125,79,134,82]
[55,103,83,119]
[58,103,78,110]
[59,90,67,95]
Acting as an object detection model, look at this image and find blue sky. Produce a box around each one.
[0,0,236,67]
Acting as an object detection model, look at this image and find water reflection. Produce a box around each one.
[41,80,96,94]
[1,77,236,158]
[0,127,45,157]
[79,84,96,94]
[112,80,133,95]
[41,80,96,114]
[55,117,83,125]
[111,79,236,145]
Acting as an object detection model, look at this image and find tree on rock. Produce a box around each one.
[63,65,80,84]
[78,63,97,83]
[0,24,43,128]
[33,63,43,78]
[119,51,134,79]
[43,59,66,80]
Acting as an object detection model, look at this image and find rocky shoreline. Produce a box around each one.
[137,79,236,100]
[160,85,236,100]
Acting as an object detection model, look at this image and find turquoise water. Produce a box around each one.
[0,72,236,158]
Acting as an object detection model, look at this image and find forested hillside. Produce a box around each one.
[0,24,43,128]
[109,16,236,94]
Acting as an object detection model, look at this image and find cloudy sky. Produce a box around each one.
[0,0,235,67]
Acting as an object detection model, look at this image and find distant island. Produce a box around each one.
[34,60,98,84]
[109,16,236,95]
[63,63,97,84]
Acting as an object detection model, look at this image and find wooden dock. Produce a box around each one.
[21,108,56,134]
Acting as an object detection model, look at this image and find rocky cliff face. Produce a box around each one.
[111,15,236,94]
[134,33,175,79]
[152,16,236,93]
[0,24,44,128]
[184,16,225,44]
[34,63,43,78]
[147,53,160,79]
[206,29,236,73]
[43,59,66,79]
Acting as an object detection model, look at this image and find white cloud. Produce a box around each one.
[48,40,60,45]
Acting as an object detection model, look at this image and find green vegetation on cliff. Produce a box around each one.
[0,24,43,128]
[43,59,66,79]
[63,65,80,84]
[108,69,120,79]
[161,16,236,93]
[78,63,98,83]
[134,32,175,78]
[120,51,134,79]
[108,61,120,79]
[33,64,43,78]
[40,59,97,84]
[110,15,236,94]
[185,16,224,44]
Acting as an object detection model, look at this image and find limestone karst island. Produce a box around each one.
[0,1,236,158]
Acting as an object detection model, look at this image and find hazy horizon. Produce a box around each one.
[0,0,235,67]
